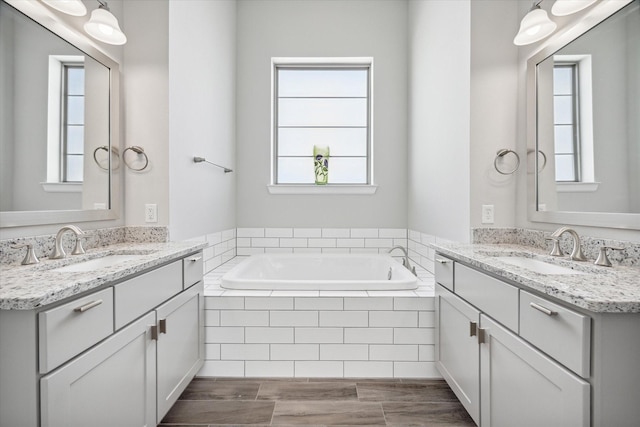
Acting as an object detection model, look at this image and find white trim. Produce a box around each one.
[267,185,378,195]
[270,57,375,187]
[556,182,600,193]
[40,182,82,193]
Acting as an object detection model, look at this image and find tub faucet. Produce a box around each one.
[387,246,417,276]
[549,227,587,261]
[50,225,86,259]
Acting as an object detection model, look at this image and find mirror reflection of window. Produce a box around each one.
[553,63,579,181]
[62,64,85,182]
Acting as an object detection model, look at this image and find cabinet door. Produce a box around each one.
[480,314,589,427]
[41,312,156,427]
[435,284,480,425]
[156,282,204,421]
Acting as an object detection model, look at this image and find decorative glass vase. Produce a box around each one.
[313,145,329,185]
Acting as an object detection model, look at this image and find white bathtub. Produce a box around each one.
[221,254,418,291]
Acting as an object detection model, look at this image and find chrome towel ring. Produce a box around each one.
[527,149,547,172]
[123,146,149,171]
[92,145,120,170]
[494,149,520,175]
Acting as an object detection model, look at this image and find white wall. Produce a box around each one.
[407,0,471,243]
[168,0,237,240]
[469,0,520,229]
[122,0,170,228]
[236,0,408,228]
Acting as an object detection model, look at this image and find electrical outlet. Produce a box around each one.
[482,204,494,224]
[145,204,157,223]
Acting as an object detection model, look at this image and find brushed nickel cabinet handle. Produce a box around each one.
[470,321,478,337]
[151,325,159,341]
[530,302,557,316]
[159,318,167,334]
[189,256,202,262]
[435,258,450,264]
[73,300,103,313]
[477,328,486,344]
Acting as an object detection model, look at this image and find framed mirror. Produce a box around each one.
[0,0,120,227]
[527,0,640,230]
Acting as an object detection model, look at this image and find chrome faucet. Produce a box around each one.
[387,246,417,276]
[548,227,587,261]
[50,225,86,259]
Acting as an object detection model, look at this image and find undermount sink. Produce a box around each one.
[494,256,586,275]
[52,254,147,273]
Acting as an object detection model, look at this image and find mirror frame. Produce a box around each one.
[0,0,120,228]
[527,0,640,230]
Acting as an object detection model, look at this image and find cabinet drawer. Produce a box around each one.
[115,261,182,329]
[455,263,519,332]
[434,254,454,291]
[519,291,591,377]
[183,252,203,289]
[39,288,114,374]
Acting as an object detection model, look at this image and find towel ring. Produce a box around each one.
[527,149,547,172]
[93,146,120,170]
[494,149,520,175]
[123,146,149,171]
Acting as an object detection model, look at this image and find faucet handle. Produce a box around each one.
[594,245,624,267]
[11,243,40,265]
[72,235,86,256]
[545,236,563,257]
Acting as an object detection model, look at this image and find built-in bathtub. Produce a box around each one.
[221,253,418,291]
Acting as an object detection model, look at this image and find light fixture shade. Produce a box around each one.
[84,7,127,45]
[513,7,557,45]
[551,0,598,16]
[41,0,87,16]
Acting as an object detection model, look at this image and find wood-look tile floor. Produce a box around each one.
[159,378,476,426]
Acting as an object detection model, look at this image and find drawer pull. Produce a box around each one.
[159,318,167,334]
[470,321,477,337]
[73,300,103,313]
[188,256,202,262]
[435,258,451,264]
[530,302,557,316]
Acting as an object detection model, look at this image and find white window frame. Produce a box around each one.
[553,54,599,193]
[268,57,377,195]
[43,55,85,193]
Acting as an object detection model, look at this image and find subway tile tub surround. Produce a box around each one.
[200,255,437,379]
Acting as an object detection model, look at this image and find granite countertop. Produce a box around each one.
[0,241,206,310]
[432,242,640,313]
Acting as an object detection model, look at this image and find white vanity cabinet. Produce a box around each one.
[435,253,590,427]
[435,283,481,425]
[479,314,589,427]
[156,283,204,421]
[40,312,157,427]
[0,250,204,427]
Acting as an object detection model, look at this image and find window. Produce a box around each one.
[272,58,373,189]
[553,63,580,182]
[61,64,85,182]
[44,55,85,192]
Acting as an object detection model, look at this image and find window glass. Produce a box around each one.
[274,63,371,185]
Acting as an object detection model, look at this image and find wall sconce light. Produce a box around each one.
[514,1,557,45]
[514,0,598,46]
[84,1,127,45]
[41,0,87,16]
[41,0,127,45]
[551,0,598,16]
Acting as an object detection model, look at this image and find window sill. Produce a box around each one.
[267,185,378,195]
[556,182,600,193]
[41,182,82,193]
